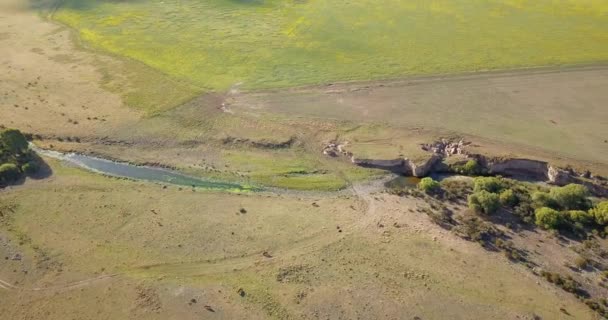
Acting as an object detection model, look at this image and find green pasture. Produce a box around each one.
[53,0,608,96]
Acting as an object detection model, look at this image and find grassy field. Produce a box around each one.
[52,0,608,96]
[0,160,598,319]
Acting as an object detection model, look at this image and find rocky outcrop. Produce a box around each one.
[323,142,353,158]
[404,154,443,177]
[327,138,608,196]
[421,139,468,157]
[547,166,574,185]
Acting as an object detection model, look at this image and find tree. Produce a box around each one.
[590,201,608,226]
[468,190,500,215]
[0,163,20,183]
[0,129,28,154]
[473,177,505,193]
[499,189,518,207]
[535,207,563,229]
[532,191,556,208]
[549,184,589,210]
[418,177,440,194]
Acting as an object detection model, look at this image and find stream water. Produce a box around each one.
[32,145,255,191]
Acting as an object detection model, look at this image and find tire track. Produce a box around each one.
[0,274,117,292]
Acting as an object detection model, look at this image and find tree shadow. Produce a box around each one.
[0,153,52,188]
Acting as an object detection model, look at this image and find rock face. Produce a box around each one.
[547,166,574,185]
[328,138,608,196]
[351,155,442,176]
[404,154,443,177]
[485,158,549,181]
[351,158,406,173]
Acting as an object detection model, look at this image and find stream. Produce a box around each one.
[32,145,255,191]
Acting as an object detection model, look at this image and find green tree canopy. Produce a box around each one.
[0,129,28,154]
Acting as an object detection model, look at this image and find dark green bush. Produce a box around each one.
[473,176,506,193]
[468,190,500,214]
[531,191,556,208]
[0,129,28,154]
[567,210,593,225]
[418,177,440,194]
[458,159,481,175]
[0,163,20,183]
[549,184,590,210]
[534,207,563,229]
[499,189,518,207]
[590,201,608,226]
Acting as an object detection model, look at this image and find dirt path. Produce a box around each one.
[0,274,117,292]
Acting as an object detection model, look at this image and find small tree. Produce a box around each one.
[0,163,20,183]
[549,184,589,210]
[590,201,608,226]
[0,129,28,154]
[499,189,518,207]
[535,207,563,229]
[418,177,440,194]
[468,190,500,215]
[473,177,505,193]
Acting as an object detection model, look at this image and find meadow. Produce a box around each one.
[53,0,608,95]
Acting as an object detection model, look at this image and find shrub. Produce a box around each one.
[468,190,500,215]
[567,210,593,225]
[535,207,563,229]
[418,177,440,194]
[549,184,590,210]
[574,256,590,269]
[590,201,608,225]
[531,191,555,208]
[461,159,481,175]
[453,215,501,243]
[0,163,20,183]
[0,129,28,154]
[499,189,518,207]
[440,180,472,201]
[473,176,505,193]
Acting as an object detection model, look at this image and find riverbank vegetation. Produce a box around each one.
[400,175,608,317]
[0,129,40,186]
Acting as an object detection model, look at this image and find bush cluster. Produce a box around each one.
[468,190,500,215]
[417,177,440,194]
[0,128,39,185]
